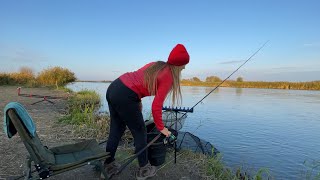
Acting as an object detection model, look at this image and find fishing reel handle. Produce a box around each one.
[163,134,177,145]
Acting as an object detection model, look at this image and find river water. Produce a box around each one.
[66,82,320,179]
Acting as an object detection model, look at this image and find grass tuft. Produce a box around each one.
[59,90,110,139]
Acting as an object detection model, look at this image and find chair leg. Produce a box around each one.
[92,161,109,180]
[25,157,32,180]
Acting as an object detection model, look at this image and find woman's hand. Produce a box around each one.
[160,127,171,137]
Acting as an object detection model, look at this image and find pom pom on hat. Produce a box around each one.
[167,44,190,66]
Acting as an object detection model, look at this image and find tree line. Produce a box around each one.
[181,76,320,90]
[183,76,244,83]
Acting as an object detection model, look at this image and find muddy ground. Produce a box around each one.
[0,86,203,180]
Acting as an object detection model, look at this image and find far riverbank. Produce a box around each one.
[182,80,320,91]
[75,80,320,91]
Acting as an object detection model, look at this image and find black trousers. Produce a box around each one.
[105,78,148,167]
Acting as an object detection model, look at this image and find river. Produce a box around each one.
[66,82,320,179]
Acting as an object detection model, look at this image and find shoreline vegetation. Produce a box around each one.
[1,66,319,90]
[0,66,76,89]
[75,79,320,91]
[180,79,320,91]
[68,79,320,91]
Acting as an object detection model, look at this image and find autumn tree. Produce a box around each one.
[10,66,35,84]
[205,76,221,82]
[191,77,201,82]
[37,66,76,88]
[236,77,244,82]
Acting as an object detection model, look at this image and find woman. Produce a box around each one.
[103,44,190,180]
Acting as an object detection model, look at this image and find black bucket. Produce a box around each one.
[146,123,166,166]
[146,122,178,166]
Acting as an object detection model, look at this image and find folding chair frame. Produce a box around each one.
[7,109,109,180]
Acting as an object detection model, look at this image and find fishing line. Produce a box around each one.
[180,40,269,119]
[165,40,269,134]
[163,41,270,155]
[190,40,269,110]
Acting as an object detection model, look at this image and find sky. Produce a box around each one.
[0,0,320,82]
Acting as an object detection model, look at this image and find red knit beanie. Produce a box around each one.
[167,44,190,66]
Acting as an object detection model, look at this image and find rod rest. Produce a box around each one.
[162,106,194,113]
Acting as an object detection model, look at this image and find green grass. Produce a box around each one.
[203,151,270,179]
[59,90,110,139]
[109,147,273,179]
[56,86,73,93]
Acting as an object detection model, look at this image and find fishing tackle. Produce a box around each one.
[163,134,177,145]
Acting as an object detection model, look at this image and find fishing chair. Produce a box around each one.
[4,102,109,180]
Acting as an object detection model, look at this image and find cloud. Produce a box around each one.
[270,66,300,71]
[303,42,320,47]
[218,60,244,64]
[269,64,320,73]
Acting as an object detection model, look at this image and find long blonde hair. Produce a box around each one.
[143,61,183,106]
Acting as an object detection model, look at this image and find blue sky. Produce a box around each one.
[1,0,319,82]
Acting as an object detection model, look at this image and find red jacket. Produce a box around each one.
[119,62,173,131]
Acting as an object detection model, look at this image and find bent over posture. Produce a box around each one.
[103,44,190,180]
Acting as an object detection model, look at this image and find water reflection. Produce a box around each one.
[204,86,219,94]
[186,86,203,95]
[236,88,242,95]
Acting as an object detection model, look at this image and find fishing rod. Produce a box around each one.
[115,133,162,176]
[166,40,269,123]
[158,41,270,164]
[189,40,269,111]
[165,40,269,132]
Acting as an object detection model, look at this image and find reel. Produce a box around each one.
[163,134,177,146]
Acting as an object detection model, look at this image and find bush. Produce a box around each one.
[236,77,244,82]
[206,76,222,82]
[10,67,36,85]
[0,67,36,86]
[0,73,13,85]
[37,66,76,88]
